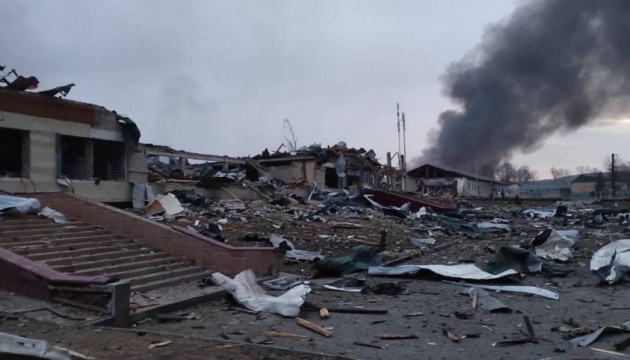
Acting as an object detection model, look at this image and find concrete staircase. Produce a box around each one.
[0,215,214,293]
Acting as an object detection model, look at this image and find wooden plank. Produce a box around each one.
[296,317,332,337]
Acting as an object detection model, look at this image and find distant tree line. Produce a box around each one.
[494,162,539,183]
[494,155,630,187]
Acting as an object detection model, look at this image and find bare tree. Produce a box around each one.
[516,165,539,182]
[605,155,630,191]
[575,165,600,174]
[550,167,572,179]
[495,162,517,182]
[283,118,298,152]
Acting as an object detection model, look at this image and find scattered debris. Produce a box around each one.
[361,282,409,295]
[212,269,310,317]
[444,281,559,300]
[314,245,382,277]
[353,341,383,349]
[531,228,576,261]
[409,237,437,247]
[265,331,310,339]
[486,246,543,275]
[442,328,462,342]
[465,288,512,313]
[379,334,418,340]
[38,207,68,224]
[591,239,630,284]
[296,317,332,337]
[147,193,184,216]
[496,316,538,346]
[148,340,172,349]
[569,323,630,347]
[319,308,330,319]
[368,264,518,281]
[0,195,40,214]
[0,331,93,360]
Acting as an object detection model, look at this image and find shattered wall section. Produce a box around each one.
[0,102,143,202]
[127,144,148,184]
[264,160,318,184]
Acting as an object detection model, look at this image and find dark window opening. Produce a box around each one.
[59,136,90,179]
[325,167,339,189]
[0,128,26,177]
[347,175,360,187]
[94,140,125,181]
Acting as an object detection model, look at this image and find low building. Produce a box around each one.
[520,173,629,199]
[0,87,147,203]
[407,163,515,198]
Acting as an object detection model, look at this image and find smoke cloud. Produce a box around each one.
[419,0,630,175]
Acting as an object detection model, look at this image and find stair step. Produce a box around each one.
[0,234,118,248]
[0,229,112,243]
[106,262,191,279]
[10,238,133,255]
[127,267,207,286]
[41,248,155,271]
[131,270,215,293]
[53,252,171,272]
[0,221,85,231]
[0,225,100,237]
[28,243,144,261]
[72,256,186,275]
[0,218,57,226]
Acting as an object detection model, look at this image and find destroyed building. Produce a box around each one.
[0,84,146,203]
[407,163,516,198]
[253,143,383,189]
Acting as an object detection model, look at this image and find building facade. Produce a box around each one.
[0,88,147,203]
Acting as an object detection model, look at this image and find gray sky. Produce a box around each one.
[4,0,625,178]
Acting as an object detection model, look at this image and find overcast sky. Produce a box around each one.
[4,0,626,178]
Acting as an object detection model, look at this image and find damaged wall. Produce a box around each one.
[0,105,146,202]
[262,159,318,184]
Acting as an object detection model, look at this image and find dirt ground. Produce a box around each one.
[4,198,630,359]
[134,271,630,360]
[0,316,347,359]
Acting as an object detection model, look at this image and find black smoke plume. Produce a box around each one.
[419,0,630,175]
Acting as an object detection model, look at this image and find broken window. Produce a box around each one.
[325,167,339,188]
[58,135,90,179]
[0,127,28,177]
[93,139,125,181]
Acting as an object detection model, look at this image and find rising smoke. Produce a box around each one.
[419,0,630,175]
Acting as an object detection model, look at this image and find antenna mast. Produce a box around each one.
[396,103,401,169]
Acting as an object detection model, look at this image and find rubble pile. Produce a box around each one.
[124,191,630,358]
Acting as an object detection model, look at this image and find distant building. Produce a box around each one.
[407,163,515,198]
[519,173,628,199]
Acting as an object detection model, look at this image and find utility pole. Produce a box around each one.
[475,161,479,199]
[402,112,407,168]
[612,153,617,198]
